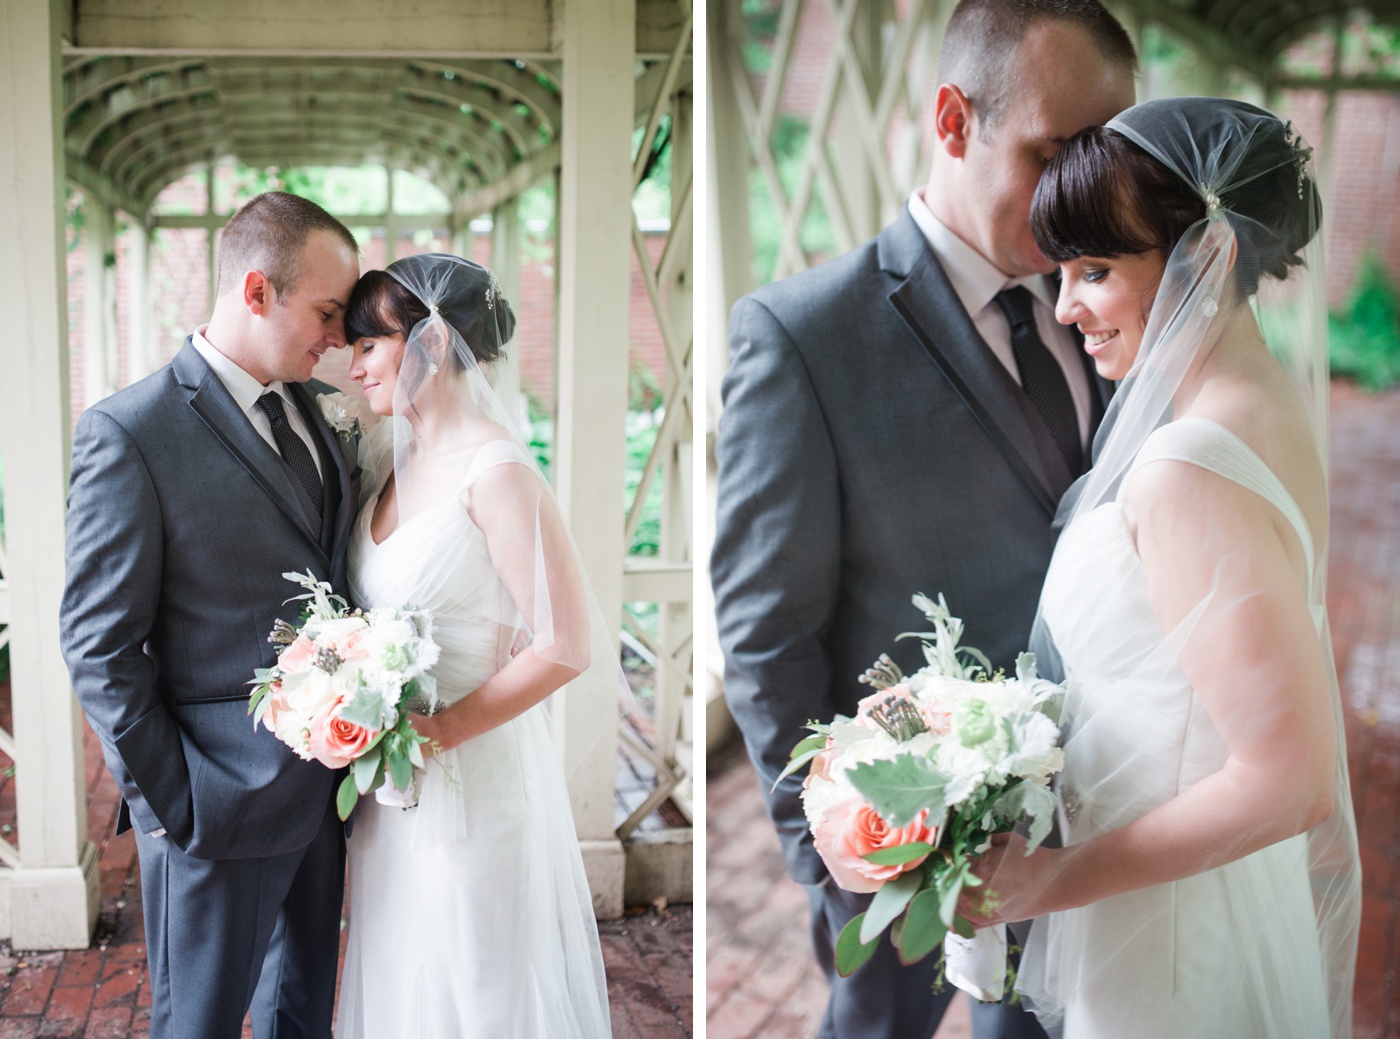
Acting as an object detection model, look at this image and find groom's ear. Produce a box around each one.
[934,84,974,159]
[243,269,273,315]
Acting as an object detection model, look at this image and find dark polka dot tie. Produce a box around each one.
[255,392,324,515]
[994,286,1084,476]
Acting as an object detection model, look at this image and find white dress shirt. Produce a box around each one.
[906,191,1091,449]
[191,328,325,480]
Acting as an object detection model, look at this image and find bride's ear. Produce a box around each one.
[423,320,450,369]
[934,84,974,159]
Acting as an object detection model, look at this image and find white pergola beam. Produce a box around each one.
[69,0,554,57]
[0,0,100,950]
[67,0,690,61]
[554,0,635,921]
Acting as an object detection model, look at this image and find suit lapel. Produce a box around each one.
[173,341,327,553]
[880,212,1061,515]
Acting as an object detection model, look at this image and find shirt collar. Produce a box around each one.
[907,190,1057,315]
[191,327,296,414]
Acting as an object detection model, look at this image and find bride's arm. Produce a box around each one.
[966,460,1335,924]
[410,462,590,753]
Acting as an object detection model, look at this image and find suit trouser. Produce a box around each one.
[806,883,1051,1039]
[134,799,345,1039]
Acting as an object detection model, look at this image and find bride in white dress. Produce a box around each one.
[961,98,1360,1037]
[332,254,613,1038]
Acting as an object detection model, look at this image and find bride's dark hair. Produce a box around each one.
[345,261,516,367]
[1032,124,1319,296]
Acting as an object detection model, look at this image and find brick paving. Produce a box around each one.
[0,713,692,1038]
[707,381,1400,1039]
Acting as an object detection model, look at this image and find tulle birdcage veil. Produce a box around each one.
[1013,98,1360,1034]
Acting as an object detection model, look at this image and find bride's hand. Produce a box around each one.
[408,712,446,758]
[958,832,1056,927]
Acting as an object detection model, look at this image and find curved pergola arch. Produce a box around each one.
[125,123,486,204]
[63,57,209,118]
[62,54,565,215]
[1125,0,1400,81]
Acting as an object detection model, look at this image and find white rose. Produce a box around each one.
[281,668,337,716]
[305,616,369,644]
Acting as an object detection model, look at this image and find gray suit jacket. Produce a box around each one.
[61,339,361,861]
[712,208,1110,884]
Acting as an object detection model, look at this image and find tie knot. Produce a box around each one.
[994,286,1038,332]
[256,391,290,424]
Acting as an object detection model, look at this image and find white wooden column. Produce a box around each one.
[0,0,100,950]
[125,222,154,381]
[83,196,117,406]
[660,87,694,812]
[554,0,635,919]
[384,166,398,265]
[205,164,217,308]
[490,200,526,433]
[703,0,751,751]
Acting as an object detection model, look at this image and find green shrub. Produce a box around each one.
[1329,254,1400,391]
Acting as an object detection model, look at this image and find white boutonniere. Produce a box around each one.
[317,392,366,442]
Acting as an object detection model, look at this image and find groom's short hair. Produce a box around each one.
[938,0,1137,136]
[216,191,357,301]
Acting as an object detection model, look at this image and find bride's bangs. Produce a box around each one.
[1032,127,1185,263]
[345,270,423,344]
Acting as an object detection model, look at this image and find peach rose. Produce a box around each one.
[918,704,954,737]
[306,695,379,769]
[279,636,316,674]
[813,797,939,893]
[805,740,837,786]
[261,680,285,734]
[333,629,369,663]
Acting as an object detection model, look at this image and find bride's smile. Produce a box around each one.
[1053,250,1166,380]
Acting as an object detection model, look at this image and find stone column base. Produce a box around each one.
[580,837,626,920]
[8,841,100,950]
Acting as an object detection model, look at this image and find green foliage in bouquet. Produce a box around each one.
[783,593,1065,979]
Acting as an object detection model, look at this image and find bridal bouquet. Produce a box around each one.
[248,571,441,819]
[784,594,1066,997]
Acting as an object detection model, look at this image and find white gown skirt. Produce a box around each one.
[334,703,611,1039]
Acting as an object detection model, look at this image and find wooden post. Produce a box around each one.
[554,0,635,919]
[385,165,398,265]
[83,195,117,406]
[703,0,752,749]
[490,200,526,432]
[0,0,100,950]
[659,85,694,811]
[125,222,154,380]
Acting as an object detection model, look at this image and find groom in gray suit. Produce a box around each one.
[61,192,362,1038]
[712,2,1136,1036]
